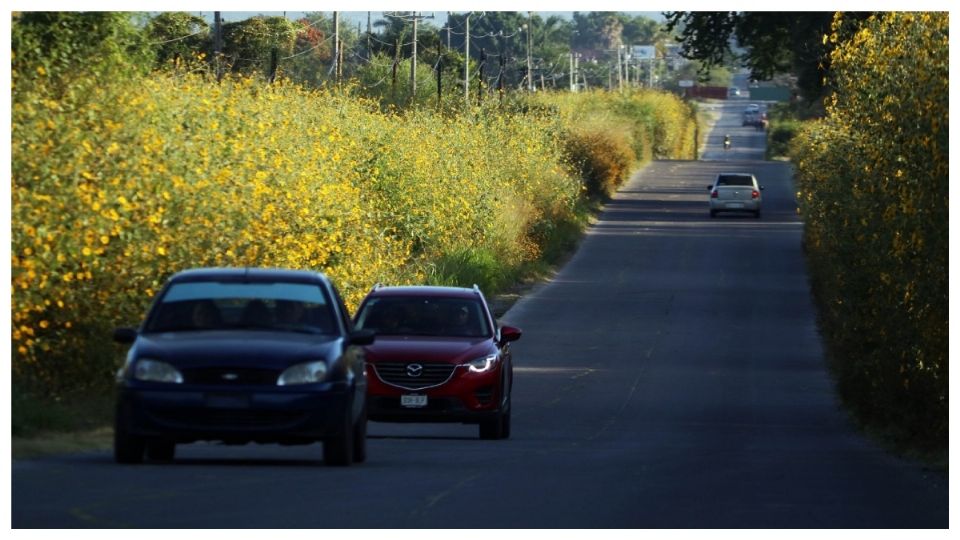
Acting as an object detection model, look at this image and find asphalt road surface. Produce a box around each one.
[11,100,948,528]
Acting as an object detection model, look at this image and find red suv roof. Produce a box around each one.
[366,285,481,300]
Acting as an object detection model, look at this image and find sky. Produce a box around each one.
[204,10,668,28]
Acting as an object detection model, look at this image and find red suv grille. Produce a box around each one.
[373,362,457,390]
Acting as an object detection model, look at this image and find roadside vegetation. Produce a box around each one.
[790,13,948,459]
[11,13,699,441]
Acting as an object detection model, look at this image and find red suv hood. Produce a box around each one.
[364,336,494,365]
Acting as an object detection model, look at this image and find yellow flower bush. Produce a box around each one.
[12,71,589,393]
[791,12,947,449]
[529,89,699,195]
[13,14,698,395]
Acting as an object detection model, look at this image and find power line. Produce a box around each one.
[151,29,206,45]
[280,34,334,60]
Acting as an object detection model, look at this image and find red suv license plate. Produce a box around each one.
[401,394,428,408]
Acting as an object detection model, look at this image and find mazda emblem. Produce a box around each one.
[406,364,423,377]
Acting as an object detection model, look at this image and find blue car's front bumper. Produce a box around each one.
[116,381,353,444]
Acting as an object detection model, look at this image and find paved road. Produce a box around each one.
[11,101,947,528]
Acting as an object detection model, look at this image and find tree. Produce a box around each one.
[371,12,438,60]
[444,12,528,88]
[621,15,660,46]
[572,11,618,55]
[146,12,210,69]
[222,16,297,77]
[354,52,451,109]
[663,59,732,91]
[281,17,333,87]
[663,11,872,102]
[12,12,152,99]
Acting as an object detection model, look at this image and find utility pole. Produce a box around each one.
[268,47,278,83]
[402,12,435,105]
[497,54,505,106]
[332,12,339,85]
[411,13,418,102]
[392,38,399,99]
[617,46,623,92]
[478,48,485,106]
[446,12,451,49]
[569,52,574,91]
[526,12,533,92]
[574,54,580,92]
[213,11,223,83]
[464,13,470,107]
[437,41,443,109]
[367,12,372,60]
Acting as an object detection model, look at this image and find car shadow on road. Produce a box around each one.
[158,457,326,467]
[367,434,479,441]
[47,451,328,467]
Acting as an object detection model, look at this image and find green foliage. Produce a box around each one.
[353,53,448,109]
[13,385,114,437]
[664,11,873,102]
[428,248,512,293]
[222,16,298,76]
[281,18,333,88]
[791,13,947,451]
[12,12,152,99]
[765,118,801,159]
[146,12,210,69]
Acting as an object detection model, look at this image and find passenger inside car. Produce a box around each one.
[191,300,222,329]
[275,300,306,326]
[240,300,272,326]
[444,304,479,336]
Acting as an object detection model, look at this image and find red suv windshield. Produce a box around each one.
[355,297,490,338]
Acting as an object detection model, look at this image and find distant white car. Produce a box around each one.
[745,103,760,112]
[728,87,741,97]
[708,173,764,218]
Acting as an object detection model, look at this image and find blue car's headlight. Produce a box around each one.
[277,361,329,386]
[133,359,184,384]
[465,354,499,373]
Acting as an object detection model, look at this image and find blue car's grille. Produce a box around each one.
[151,409,306,430]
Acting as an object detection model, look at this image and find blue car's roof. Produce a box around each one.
[168,268,330,285]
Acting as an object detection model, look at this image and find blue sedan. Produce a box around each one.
[113,268,374,466]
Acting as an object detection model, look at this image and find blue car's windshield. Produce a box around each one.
[144,282,336,334]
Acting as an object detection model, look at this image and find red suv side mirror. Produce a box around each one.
[499,325,522,343]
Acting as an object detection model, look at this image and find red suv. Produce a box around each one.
[353,285,521,439]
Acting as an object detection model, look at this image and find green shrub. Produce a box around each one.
[767,119,801,159]
[791,12,947,452]
[427,248,511,293]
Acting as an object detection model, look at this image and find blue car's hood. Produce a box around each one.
[133,330,343,369]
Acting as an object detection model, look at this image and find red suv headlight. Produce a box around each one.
[465,354,499,373]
